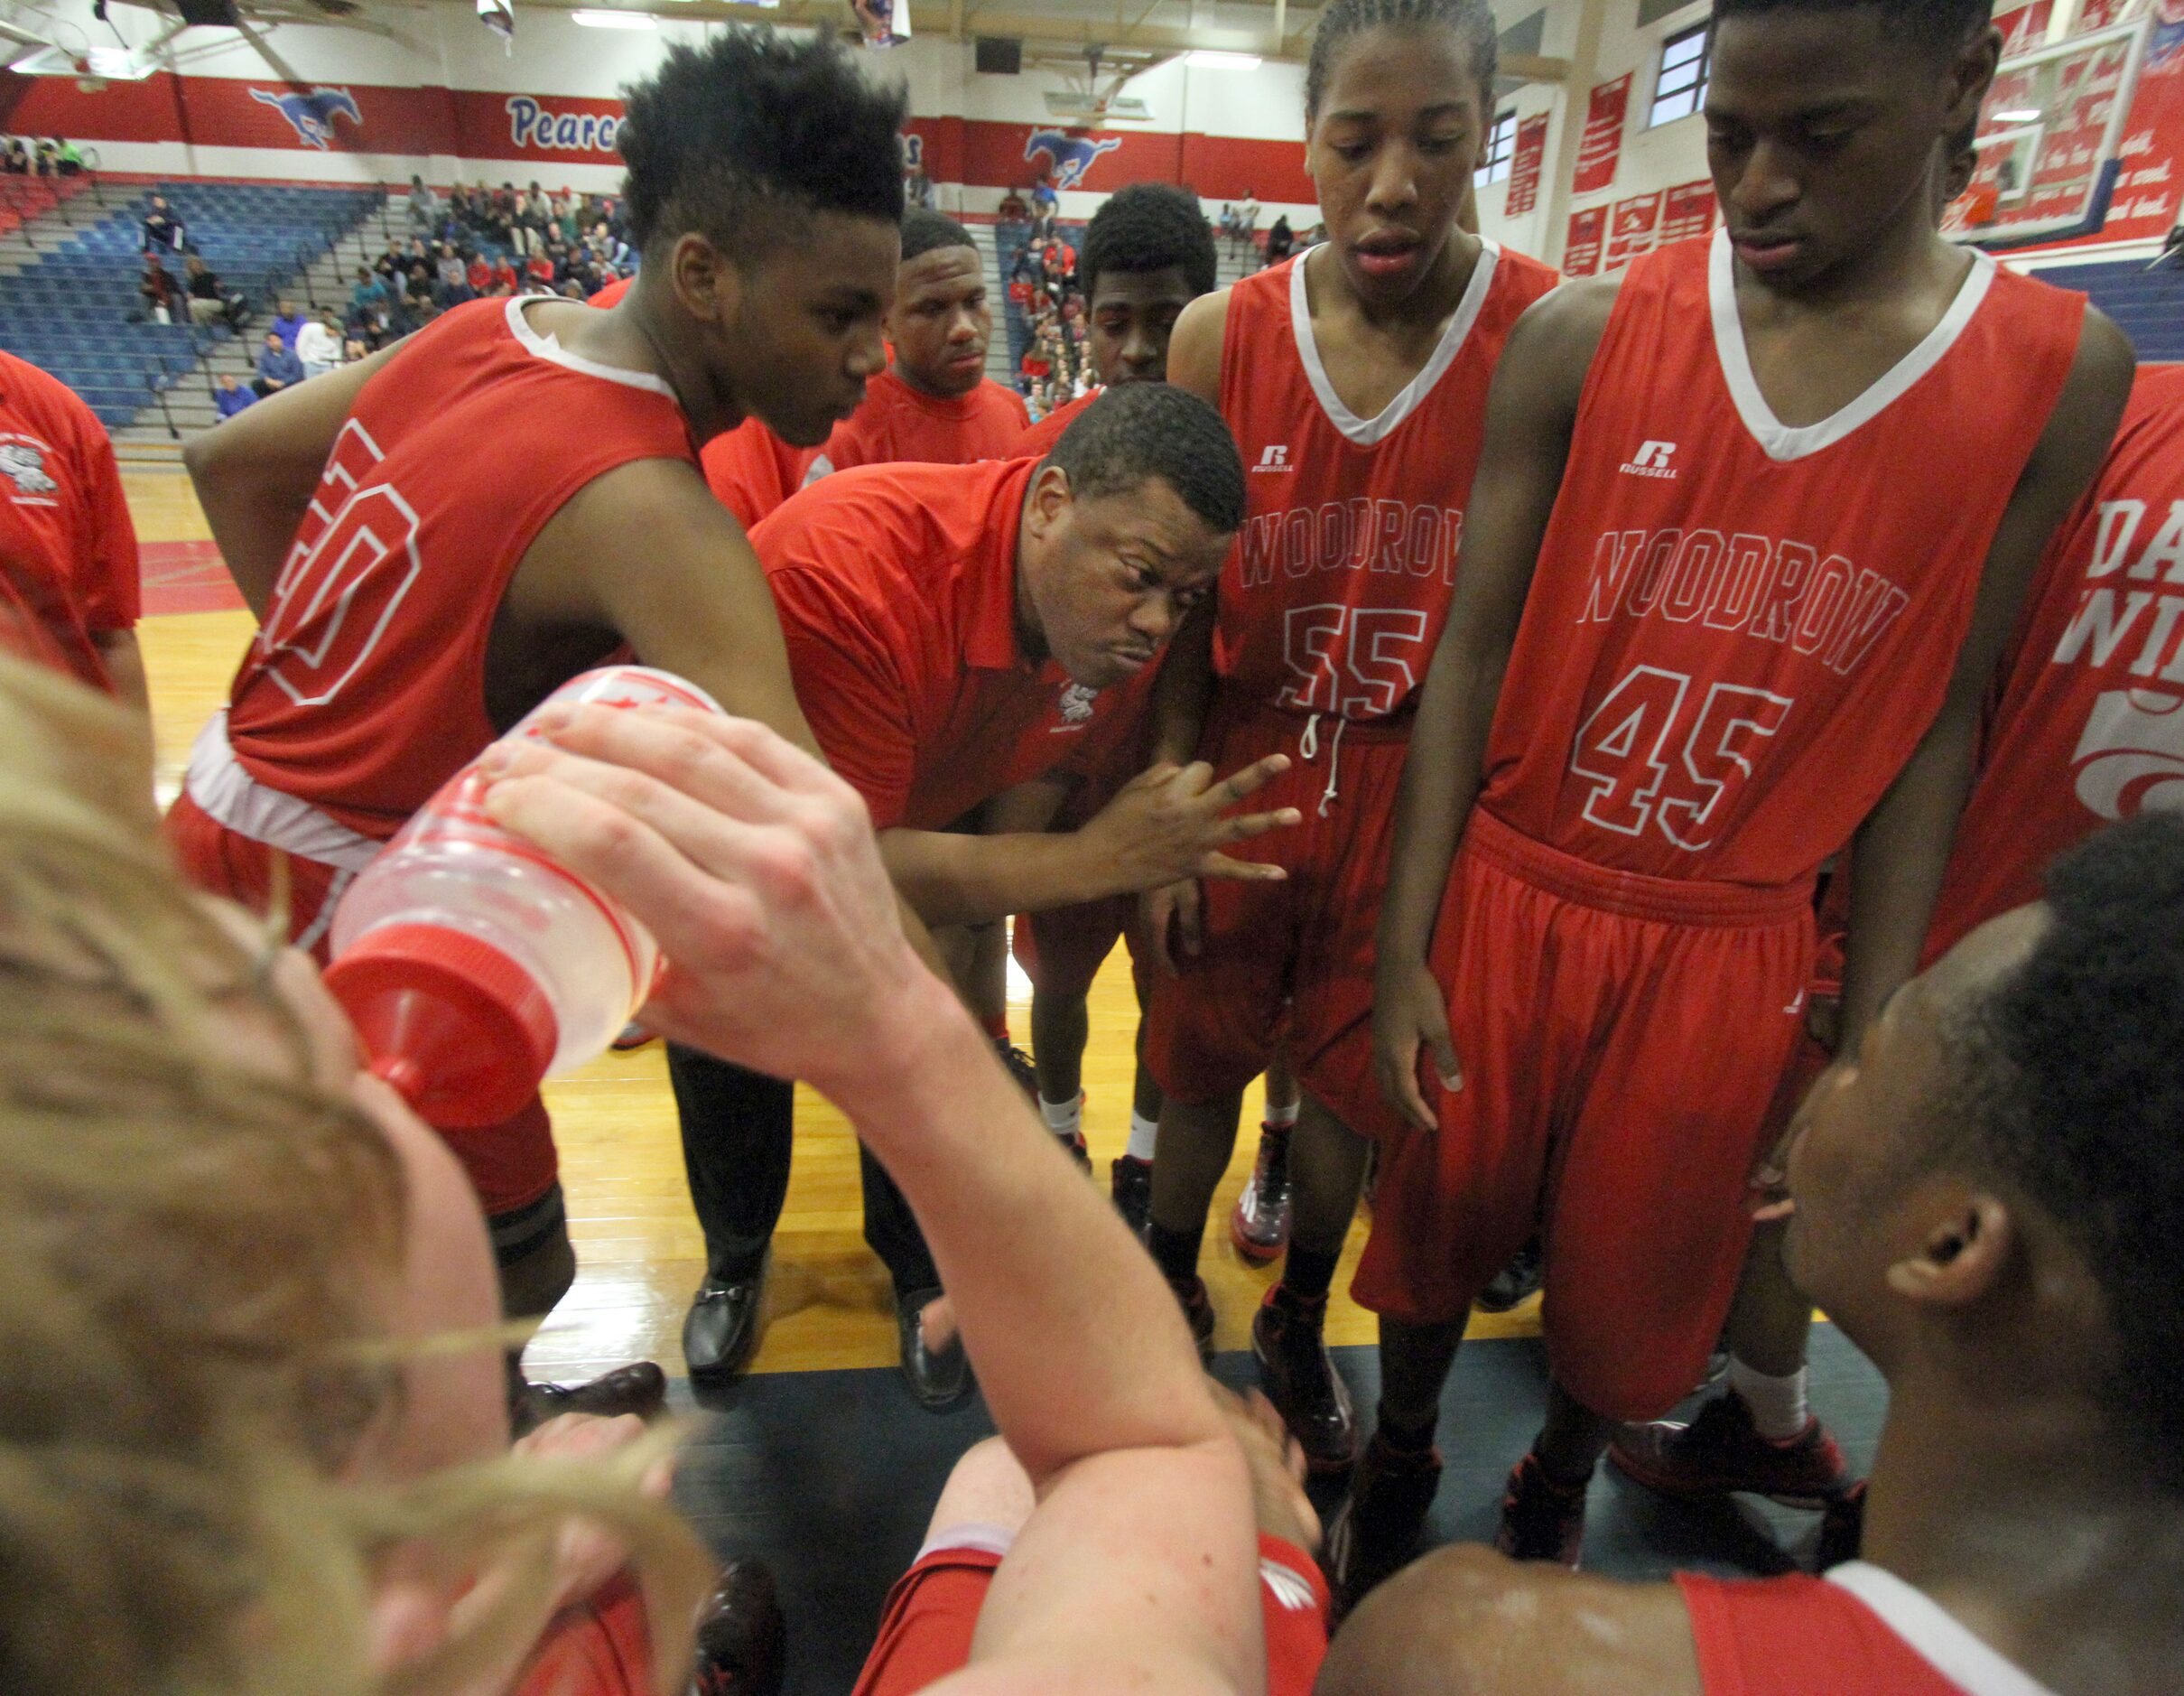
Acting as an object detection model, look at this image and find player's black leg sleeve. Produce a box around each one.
[668,1041,795,1284]
[858,1141,941,1298]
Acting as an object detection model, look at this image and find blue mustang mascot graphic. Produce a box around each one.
[1023,128,1120,189]
[249,87,364,150]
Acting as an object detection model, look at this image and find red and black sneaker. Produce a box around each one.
[1111,1153,1153,1235]
[1609,1390,1850,1510]
[1229,1123,1294,1263]
[692,1559,786,1696]
[1172,1273,1217,1365]
[994,1039,1040,1101]
[1251,1287,1355,1474]
[1326,1432,1443,1619]
[1816,1478,1868,1570]
[1493,1453,1588,1568]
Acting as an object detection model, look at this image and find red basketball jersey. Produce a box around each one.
[223,295,696,838]
[1925,363,2184,957]
[1677,1564,2049,1695]
[1477,233,2086,887]
[1214,242,1558,721]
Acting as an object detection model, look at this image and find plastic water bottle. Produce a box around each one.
[324,665,723,1129]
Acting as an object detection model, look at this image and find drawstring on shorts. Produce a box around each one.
[1297,713,1348,818]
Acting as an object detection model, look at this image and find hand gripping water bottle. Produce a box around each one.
[323,666,723,1129]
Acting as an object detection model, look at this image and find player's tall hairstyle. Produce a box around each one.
[1045,382,1246,535]
[0,656,712,1695]
[1081,182,1219,303]
[1949,812,2184,1495]
[618,27,907,264]
[1306,0,1501,124]
[1711,0,1993,53]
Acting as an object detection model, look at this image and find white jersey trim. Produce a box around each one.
[1289,238,1502,449]
[505,294,679,400]
[183,709,386,875]
[1707,228,1997,463]
[1825,1562,2059,1696]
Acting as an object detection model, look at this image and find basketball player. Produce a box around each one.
[1352,0,2132,1596]
[803,207,1029,479]
[681,384,1299,1406]
[1318,814,2184,1695]
[1613,363,2184,1538]
[163,29,908,1424]
[987,182,1228,1227]
[1137,0,1557,1475]
[479,702,1286,1696]
[0,350,145,722]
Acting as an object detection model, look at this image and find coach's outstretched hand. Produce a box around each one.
[1083,753,1302,894]
[481,703,934,1097]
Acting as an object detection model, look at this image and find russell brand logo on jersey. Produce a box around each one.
[1619,440,1679,479]
[1255,445,1293,473]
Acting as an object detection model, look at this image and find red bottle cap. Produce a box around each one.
[323,924,559,1131]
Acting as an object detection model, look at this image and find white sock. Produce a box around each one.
[1040,1093,1083,1138]
[1728,1357,1809,1441]
[1126,1111,1159,1162]
[1263,1097,1301,1130]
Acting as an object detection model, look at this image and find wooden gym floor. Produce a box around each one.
[126,466,1550,1384]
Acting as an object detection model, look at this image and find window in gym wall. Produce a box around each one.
[1649,23,1711,127]
[1476,109,1519,186]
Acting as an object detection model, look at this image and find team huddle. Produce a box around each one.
[54,0,2179,1687]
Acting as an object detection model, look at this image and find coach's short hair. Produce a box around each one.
[1947,812,2184,1493]
[1044,383,1244,534]
[900,208,977,264]
[1712,0,1992,52]
[618,29,906,262]
[1081,184,1219,302]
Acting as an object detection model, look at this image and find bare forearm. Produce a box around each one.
[880,826,1118,927]
[1378,644,1501,972]
[1838,713,1979,1048]
[1149,604,1215,766]
[834,979,1230,1480]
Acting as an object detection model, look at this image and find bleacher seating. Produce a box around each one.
[997,219,1084,388]
[0,180,383,430]
[2025,257,2184,363]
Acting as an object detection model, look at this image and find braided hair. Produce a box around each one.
[1306,0,1500,123]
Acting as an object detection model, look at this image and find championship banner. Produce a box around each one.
[1574,72,1631,193]
[1564,204,1608,276]
[1505,113,1549,215]
[1604,191,1664,271]
[1659,178,1718,244]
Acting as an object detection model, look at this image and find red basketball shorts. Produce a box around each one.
[850,1531,1329,1696]
[1352,810,1814,1421]
[1142,694,1409,1132]
[1011,896,1148,1005]
[164,791,560,1216]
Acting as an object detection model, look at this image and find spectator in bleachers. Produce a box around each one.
[906,160,934,210]
[184,256,242,331]
[348,265,389,325]
[433,241,470,304]
[525,247,556,288]
[267,296,308,349]
[33,137,59,177]
[407,172,438,234]
[2,138,27,174]
[138,254,184,325]
[466,249,492,295]
[58,138,83,176]
[252,330,302,398]
[213,373,256,419]
[999,186,1028,224]
[1232,190,1260,258]
[490,253,519,294]
[1264,213,1295,269]
[141,192,186,255]
[295,309,342,381]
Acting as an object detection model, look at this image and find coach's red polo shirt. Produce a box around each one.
[751,457,1127,830]
[0,350,139,693]
[806,368,1029,480]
